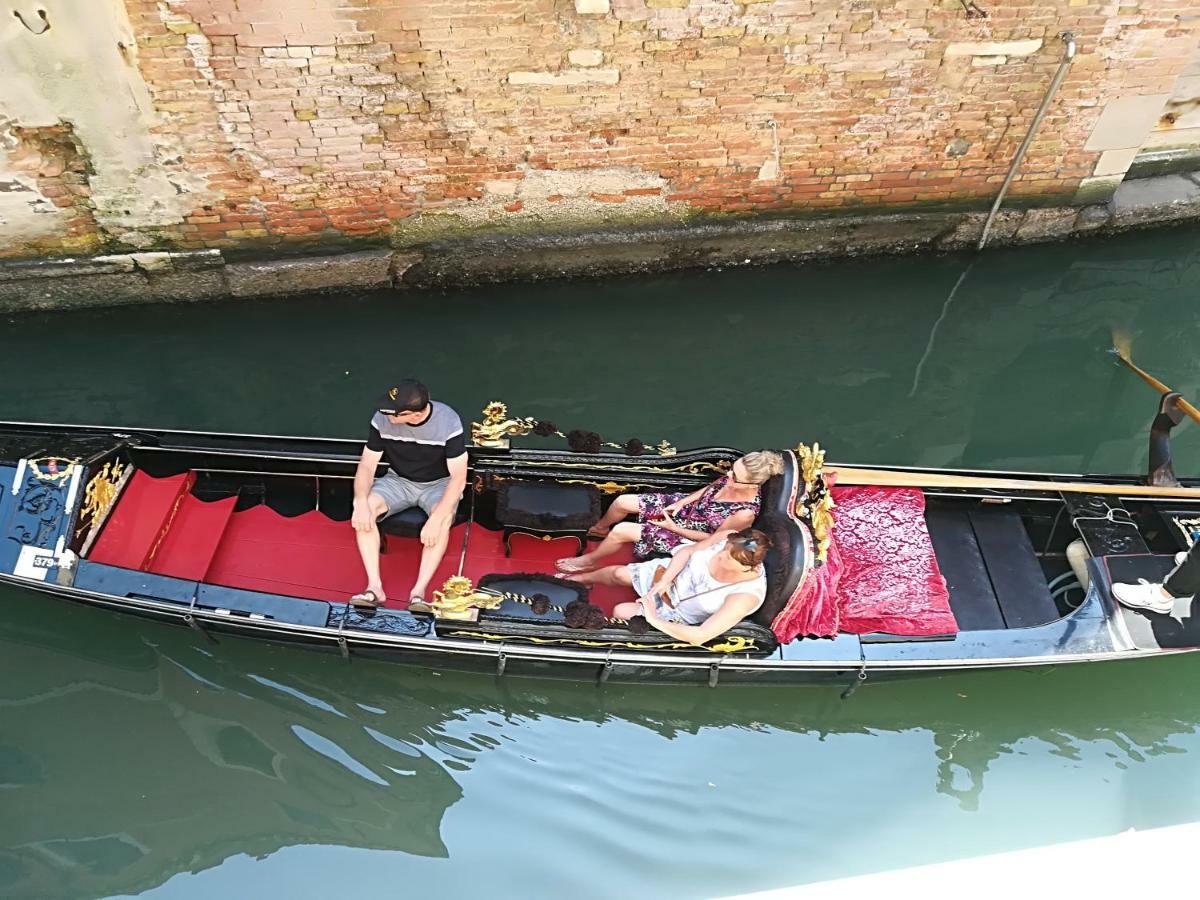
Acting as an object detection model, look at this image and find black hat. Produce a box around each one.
[378,379,429,415]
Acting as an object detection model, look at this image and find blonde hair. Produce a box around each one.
[738,450,785,485]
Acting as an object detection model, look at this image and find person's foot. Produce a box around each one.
[408,596,432,614]
[1175,551,1189,566]
[1113,579,1176,614]
[350,588,385,608]
[555,556,593,574]
[586,525,610,540]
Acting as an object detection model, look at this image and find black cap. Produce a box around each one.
[378,379,429,415]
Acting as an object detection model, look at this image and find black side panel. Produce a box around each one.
[196,584,330,627]
[74,561,197,604]
[968,507,1059,628]
[924,507,1005,630]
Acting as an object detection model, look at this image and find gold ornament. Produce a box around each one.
[470,400,537,449]
[795,442,835,564]
[430,576,506,620]
[26,456,79,486]
[76,461,126,537]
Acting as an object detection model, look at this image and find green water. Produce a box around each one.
[4,226,1200,898]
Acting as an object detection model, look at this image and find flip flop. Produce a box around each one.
[408,596,433,614]
[349,590,383,609]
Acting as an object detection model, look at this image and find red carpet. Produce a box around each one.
[87,472,636,613]
[202,506,636,613]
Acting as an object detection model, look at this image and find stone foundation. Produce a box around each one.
[2,172,1197,311]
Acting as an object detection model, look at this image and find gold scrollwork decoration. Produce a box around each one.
[558,479,658,495]
[795,442,835,564]
[76,460,127,536]
[502,458,729,478]
[447,631,756,654]
[27,456,80,486]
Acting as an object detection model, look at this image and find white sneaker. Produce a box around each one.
[1113,579,1176,614]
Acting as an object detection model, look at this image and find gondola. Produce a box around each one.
[3,396,1200,688]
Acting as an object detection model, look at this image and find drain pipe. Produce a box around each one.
[977,31,1077,250]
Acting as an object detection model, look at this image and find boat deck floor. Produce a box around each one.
[1103,554,1200,651]
[925,504,1058,630]
[91,476,637,613]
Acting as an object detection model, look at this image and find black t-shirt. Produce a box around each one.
[366,401,466,482]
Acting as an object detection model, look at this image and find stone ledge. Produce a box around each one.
[225,248,394,298]
[4,174,1200,311]
[1109,173,1200,227]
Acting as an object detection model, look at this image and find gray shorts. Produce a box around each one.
[371,472,450,517]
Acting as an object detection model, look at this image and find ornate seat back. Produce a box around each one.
[751,449,813,628]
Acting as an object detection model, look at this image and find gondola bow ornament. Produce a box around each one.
[796,442,835,564]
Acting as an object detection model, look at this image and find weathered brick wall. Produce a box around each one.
[1,0,1199,259]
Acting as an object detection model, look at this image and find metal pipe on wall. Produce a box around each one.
[977,31,1077,251]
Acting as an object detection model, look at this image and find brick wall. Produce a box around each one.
[1,0,1199,258]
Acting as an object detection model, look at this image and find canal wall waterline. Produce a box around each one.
[2,172,1199,311]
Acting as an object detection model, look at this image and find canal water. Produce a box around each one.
[4,225,1200,898]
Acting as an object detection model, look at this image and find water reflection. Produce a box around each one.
[2,594,1199,898]
[5,227,1200,896]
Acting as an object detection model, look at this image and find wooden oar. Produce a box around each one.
[1111,329,1200,426]
[828,465,1200,500]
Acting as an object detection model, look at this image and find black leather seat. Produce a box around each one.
[378,505,467,552]
[749,450,811,629]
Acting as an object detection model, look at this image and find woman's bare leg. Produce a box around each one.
[556,521,641,573]
[565,563,633,587]
[613,600,641,619]
[587,493,639,538]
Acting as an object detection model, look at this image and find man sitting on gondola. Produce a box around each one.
[349,379,468,609]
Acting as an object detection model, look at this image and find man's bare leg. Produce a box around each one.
[557,521,642,573]
[410,520,452,602]
[353,493,391,603]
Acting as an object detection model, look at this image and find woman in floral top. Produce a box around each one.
[555,450,785,573]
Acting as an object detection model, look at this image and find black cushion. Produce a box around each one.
[379,504,467,538]
[496,481,600,531]
[379,506,430,537]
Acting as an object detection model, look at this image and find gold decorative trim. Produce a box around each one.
[447,631,757,654]
[559,479,661,495]
[470,400,680,456]
[76,461,127,537]
[795,442,835,564]
[502,457,729,478]
[26,456,80,485]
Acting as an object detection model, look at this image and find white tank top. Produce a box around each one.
[665,540,767,626]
